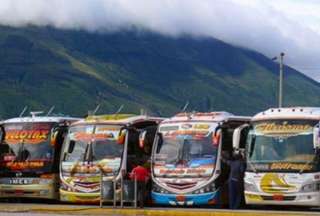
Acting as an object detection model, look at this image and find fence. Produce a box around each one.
[100,170,138,208]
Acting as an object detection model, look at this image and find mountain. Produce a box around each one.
[0,26,319,119]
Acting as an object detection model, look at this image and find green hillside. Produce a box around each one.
[0,26,319,118]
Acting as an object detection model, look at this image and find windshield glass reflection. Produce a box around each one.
[64,124,124,162]
[247,120,318,167]
[155,132,217,165]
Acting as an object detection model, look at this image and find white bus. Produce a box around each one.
[233,107,320,206]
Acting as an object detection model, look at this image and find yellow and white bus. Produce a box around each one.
[59,114,163,203]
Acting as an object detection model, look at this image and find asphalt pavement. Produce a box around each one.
[0,203,320,216]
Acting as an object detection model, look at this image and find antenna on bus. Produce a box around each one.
[47,106,55,116]
[115,105,124,115]
[19,106,28,117]
[181,101,189,112]
[92,104,101,115]
[140,109,147,116]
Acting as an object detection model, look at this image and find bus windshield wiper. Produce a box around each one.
[83,141,94,162]
[246,159,257,173]
[83,125,97,163]
[15,140,29,162]
[299,155,316,174]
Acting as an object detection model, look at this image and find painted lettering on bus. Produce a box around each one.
[5,130,49,144]
[4,161,45,170]
[255,122,312,135]
[270,162,313,171]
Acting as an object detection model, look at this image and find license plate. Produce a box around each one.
[9,178,33,185]
[273,194,284,201]
[15,190,24,195]
[176,195,186,202]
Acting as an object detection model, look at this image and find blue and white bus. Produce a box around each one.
[151,112,250,206]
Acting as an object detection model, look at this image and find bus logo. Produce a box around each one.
[260,173,296,194]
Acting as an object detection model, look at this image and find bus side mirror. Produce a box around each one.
[233,124,250,151]
[212,130,221,146]
[68,140,76,153]
[117,130,126,145]
[50,128,59,146]
[139,130,147,148]
[313,127,320,149]
[0,125,5,142]
[233,127,241,150]
[156,132,163,148]
[62,152,68,161]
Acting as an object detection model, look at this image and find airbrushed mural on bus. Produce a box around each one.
[233,107,320,206]
[151,112,250,206]
[0,112,78,199]
[59,114,163,203]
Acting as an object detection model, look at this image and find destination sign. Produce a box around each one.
[73,132,114,141]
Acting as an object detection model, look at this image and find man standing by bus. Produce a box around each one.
[222,152,246,209]
[129,162,150,208]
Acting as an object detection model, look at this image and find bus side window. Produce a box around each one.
[126,130,141,171]
[52,126,68,171]
[0,144,10,160]
[221,128,233,154]
[239,127,249,150]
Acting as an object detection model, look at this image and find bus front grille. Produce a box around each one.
[165,182,197,190]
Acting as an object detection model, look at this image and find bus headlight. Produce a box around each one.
[300,182,320,193]
[39,179,52,185]
[192,183,215,194]
[152,184,169,194]
[245,182,259,192]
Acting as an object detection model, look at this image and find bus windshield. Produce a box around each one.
[247,119,318,172]
[0,122,56,173]
[64,124,124,163]
[154,132,217,166]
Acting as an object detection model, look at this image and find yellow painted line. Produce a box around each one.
[0,204,318,216]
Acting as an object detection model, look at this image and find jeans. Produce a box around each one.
[228,179,241,209]
[137,181,146,208]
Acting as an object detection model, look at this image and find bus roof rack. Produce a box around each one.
[30,111,44,118]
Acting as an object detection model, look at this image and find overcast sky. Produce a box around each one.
[0,0,319,80]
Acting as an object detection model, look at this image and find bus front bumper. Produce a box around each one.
[59,189,100,203]
[0,181,56,199]
[151,190,219,206]
[245,192,320,206]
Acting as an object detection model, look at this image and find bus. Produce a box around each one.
[151,112,250,206]
[59,114,163,203]
[233,107,320,206]
[0,112,78,200]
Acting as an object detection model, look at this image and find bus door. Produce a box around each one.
[126,125,157,174]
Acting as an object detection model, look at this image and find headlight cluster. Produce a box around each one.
[192,183,215,194]
[102,172,115,177]
[152,184,169,194]
[300,182,320,193]
[244,182,259,193]
[38,178,52,185]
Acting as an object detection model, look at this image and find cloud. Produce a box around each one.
[0,0,319,80]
